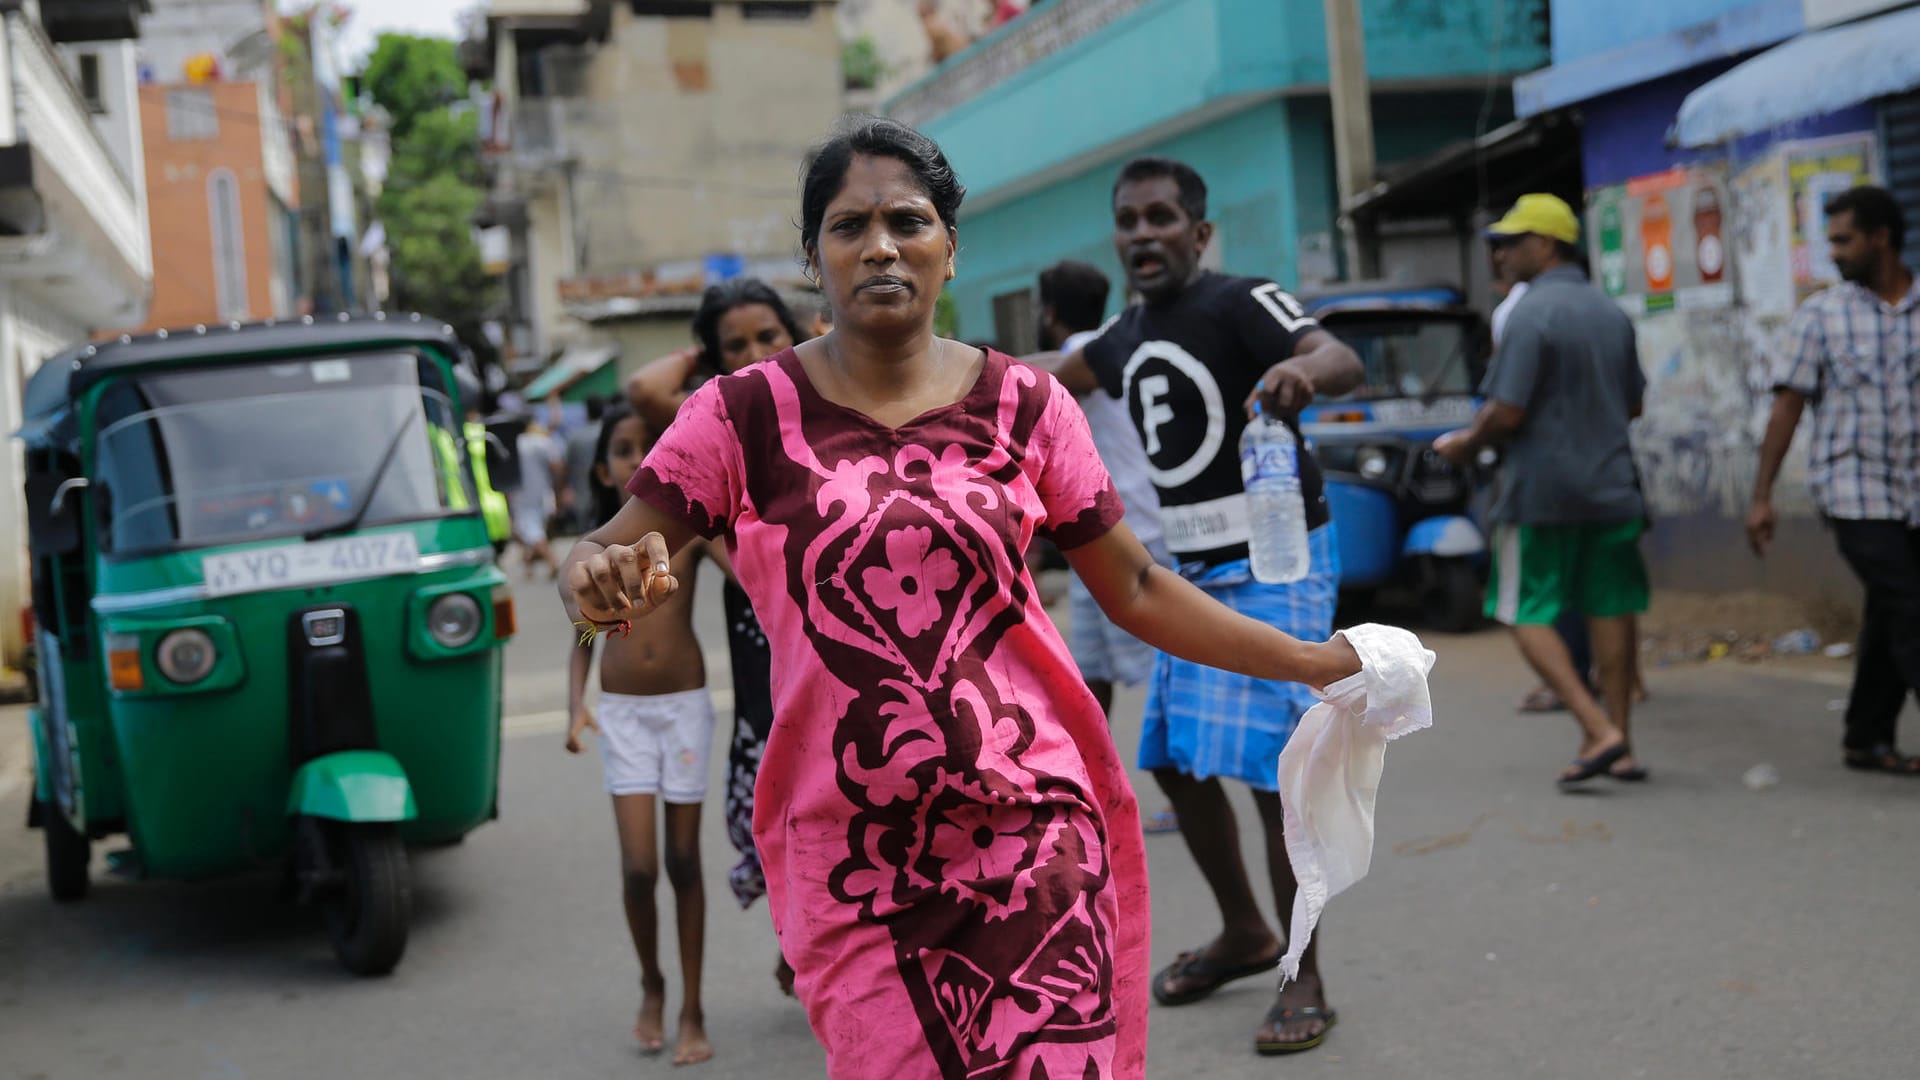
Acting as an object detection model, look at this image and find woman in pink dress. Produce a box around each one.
[561,117,1359,1079]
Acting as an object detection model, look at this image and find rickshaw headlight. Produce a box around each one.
[427,593,484,648]
[1357,447,1392,480]
[156,629,217,685]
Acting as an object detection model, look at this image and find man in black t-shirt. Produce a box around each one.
[1037,157,1363,1057]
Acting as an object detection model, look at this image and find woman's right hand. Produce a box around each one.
[568,532,678,623]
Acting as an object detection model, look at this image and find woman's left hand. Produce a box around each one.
[1302,633,1362,691]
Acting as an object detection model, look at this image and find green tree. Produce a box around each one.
[358,25,495,345]
[381,172,494,329]
[384,107,484,192]
[362,33,466,140]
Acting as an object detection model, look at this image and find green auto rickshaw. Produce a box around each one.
[16,314,516,975]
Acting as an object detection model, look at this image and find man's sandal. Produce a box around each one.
[1254,1004,1338,1055]
[1843,745,1920,775]
[1151,947,1283,1006]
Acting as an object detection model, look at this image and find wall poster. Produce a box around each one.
[1587,166,1735,316]
[1782,133,1881,302]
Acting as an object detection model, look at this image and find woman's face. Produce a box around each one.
[593,415,648,494]
[714,303,795,372]
[809,154,955,340]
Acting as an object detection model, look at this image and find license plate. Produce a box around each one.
[1370,397,1476,425]
[202,533,422,598]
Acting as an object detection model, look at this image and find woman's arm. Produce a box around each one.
[561,495,700,625]
[624,347,704,434]
[1062,522,1359,690]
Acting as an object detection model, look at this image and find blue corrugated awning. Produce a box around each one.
[1512,0,1802,118]
[1674,5,1920,147]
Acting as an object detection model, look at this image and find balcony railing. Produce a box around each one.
[1,13,147,280]
[886,0,1152,129]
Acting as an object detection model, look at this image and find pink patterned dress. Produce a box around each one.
[629,347,1149,1079]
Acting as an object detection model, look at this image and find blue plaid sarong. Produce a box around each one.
[1139,524,1340,791]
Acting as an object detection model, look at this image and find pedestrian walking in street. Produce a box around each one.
[562,117,1360,1080]
[1748,185,1920,776]
[1435,193,1649,785]
[1028,156,1365,1056]
[510,421,566,580]
[1036,260,1180,835]
[626,278,808,993]
[564,403,718,1065]
[562,395,608,535]
[1493,262,1595,715]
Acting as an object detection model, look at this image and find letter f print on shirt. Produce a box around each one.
[1121,339,1226,489]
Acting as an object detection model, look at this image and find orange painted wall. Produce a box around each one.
[136,81,282,331]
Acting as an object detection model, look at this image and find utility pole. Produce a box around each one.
[1324,0,1378,280]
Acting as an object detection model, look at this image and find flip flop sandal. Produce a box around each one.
[1843,746,1920,775]
[1517,688,1567,713]
[1141,809,1181,835]
[1151,947,1283,1007]
[1255,1004,1339,1055]
[1556,743,1629,786]
[1606,764,1651,782]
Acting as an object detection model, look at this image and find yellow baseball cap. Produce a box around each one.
[1487,193,1580,245]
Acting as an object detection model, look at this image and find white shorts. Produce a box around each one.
[598,689,714,803]
[511,504,548,545]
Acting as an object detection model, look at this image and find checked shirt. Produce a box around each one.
[1773,278,1920,525]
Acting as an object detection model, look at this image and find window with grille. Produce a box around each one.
[208,168,250,321]
[166,88,218,140]
[76,53,106,113]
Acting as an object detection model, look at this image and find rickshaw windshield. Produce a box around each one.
[90,352,473,555]
[1320,314,1480,402]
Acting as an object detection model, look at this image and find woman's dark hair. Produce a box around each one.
[588,403,642,528]
[691,277,808,374]
[799,116,966,262]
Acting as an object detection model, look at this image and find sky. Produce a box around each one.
[324,0,474,65]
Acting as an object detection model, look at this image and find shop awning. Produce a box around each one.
[523,341,616,400]
[1674,5,1920,147]
[1344,111,1582,221]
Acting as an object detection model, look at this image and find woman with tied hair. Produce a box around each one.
[566,116,1359,1079]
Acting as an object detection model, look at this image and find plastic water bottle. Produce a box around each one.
[1240,404,1310,584]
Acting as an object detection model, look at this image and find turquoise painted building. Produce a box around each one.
[887,0,1550,344]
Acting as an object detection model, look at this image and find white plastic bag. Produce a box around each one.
[1276,623,1435,982]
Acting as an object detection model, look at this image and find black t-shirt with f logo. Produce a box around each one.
[1083,271,1330,568]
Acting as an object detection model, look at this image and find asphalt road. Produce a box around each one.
[2,559,1917,1079]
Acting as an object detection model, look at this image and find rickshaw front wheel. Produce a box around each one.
[38,799,89,903]
[321,822,411,976]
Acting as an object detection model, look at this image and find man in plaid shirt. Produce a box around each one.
[1749,186,1920,776]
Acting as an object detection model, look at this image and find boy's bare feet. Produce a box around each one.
[673,1012,713,1066]
[635,977,667,1054]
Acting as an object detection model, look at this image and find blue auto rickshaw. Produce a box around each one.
[1300,283,1491,630]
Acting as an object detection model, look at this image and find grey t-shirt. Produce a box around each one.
[1480,265,1646,525]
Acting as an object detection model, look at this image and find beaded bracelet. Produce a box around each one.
[574,619,635,647]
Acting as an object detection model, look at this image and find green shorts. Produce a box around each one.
[1486,520,1650,626]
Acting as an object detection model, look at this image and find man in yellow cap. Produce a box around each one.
[1436,193,1650,788]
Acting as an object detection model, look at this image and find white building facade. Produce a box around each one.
[0,0,153,674]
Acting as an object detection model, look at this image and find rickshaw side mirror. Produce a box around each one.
[24,474,85,555]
